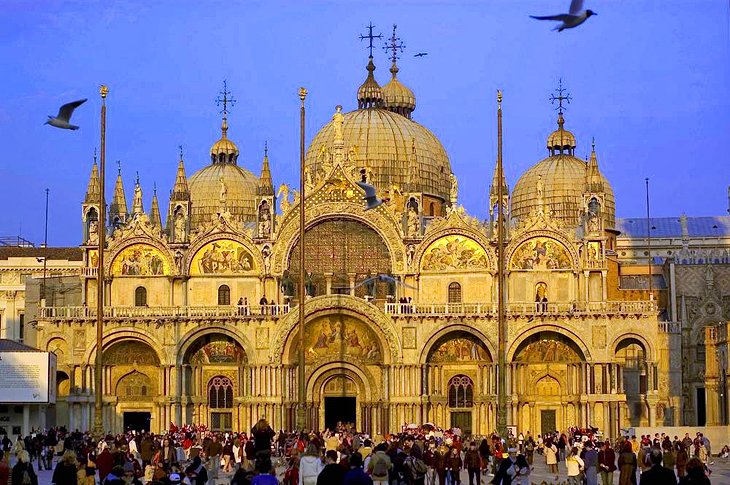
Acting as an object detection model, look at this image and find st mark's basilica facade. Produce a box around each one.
[30,50,707,439]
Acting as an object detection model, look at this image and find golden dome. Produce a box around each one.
[357,57,384,109]
[512,117,615,229]
[306,107,452,201]
[382,62,416,119]
[188,163,259,229]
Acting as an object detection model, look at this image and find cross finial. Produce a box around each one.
[178,144,184,160]
[135,171,140,185]
[264,140,268,157]
[359,22,383,58]
[215,80,236,116]
[153,182,157,194]
[550,78,571,115]
[93,147,97,163]
[384,24,405,63]
[116,160,122,175]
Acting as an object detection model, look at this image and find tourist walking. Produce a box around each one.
[11,451,38,485]
[300,443,324,485]
[52,450,79,485]
[597,440,616,485]
[617,441,637,485]
[565,447,584,485]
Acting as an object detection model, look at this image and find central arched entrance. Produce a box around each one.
[322,374,359,430]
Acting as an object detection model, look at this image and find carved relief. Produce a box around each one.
[592,326,607,349]
[402,327,416,349]
[256,327,269,350]
[421,236,489,271]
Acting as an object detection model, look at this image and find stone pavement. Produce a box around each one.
[30,455,730,484]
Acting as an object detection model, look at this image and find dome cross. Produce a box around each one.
[215,80,237,116]
[359,22,383,58]
[550,78,571,115]
[384,24,405,63]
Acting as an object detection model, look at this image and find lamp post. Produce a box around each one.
[93,85,108,437]
[296,87,307,431]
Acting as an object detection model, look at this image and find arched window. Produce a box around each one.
[134,287,147,307]
[218,285,231,305]
[429,203,435,216]
[448,282,462,303]
[448,375,474,408]
[208,376,234,409]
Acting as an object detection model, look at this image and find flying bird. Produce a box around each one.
[530,0,596,32]
[356,180,388,210]
[414,52,428,57]
[45,98,87,130]
[354,274,415,290]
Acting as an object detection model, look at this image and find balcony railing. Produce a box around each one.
[82,267,98,277]
[41,304,290,319]
[385,300,656,316]
[658,321,681,334]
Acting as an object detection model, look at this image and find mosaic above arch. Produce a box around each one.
[510,237,572,270]
[190,239,255,275]
[421,235,489,271]
[294,315,383,363]
[428,333,492,363]
[104,340,160,365]
[514,333,583,363]
[187,337,248,365]
[111,244,170,276]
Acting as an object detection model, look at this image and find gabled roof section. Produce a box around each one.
[0,339,43,352]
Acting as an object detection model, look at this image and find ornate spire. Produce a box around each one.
[150,183,162,227]
[382,24,415,118]
[132,172,144,215]
[547,79,576,155]
[585,137,604,193]
[109,161,129,224]
[84,149,100,204]
[258,142,275,196]
[171,146,190,201]
[357,23,384,109]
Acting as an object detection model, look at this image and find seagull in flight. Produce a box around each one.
[531,0,596,32]
[354,274,415,290]
[414,52,428,57]
[45,98,87,130]
[356,174,388,210]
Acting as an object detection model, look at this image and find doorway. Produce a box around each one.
[541,410,556,435]
[697,387,706,426]
[450,411,472,435]
[324,397,356,429]
[123,412,151,432]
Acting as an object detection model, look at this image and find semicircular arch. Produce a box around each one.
[185,233,262,276]
[420,324,496,365]
[306,362,375,402]
[176,325,254,366]
[611,333,655,361]
[106,239,176,276]
[83,329,166,366]
[506,231,579,271]
[414,228,495,273]
[508,325,592,362]
[271,202,405,276]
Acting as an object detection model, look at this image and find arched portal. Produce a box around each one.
[614,337,648,426]
[511,331,586,434]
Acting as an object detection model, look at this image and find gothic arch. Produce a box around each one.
[414,228,495,274]
[611,333,655,362]
[105,237,177,276]
[419,324,496,364]
[184,233,263,277]
[176,326,254,366]
[507,325,592,362]
[83,328,166,366]
[271,202,405,276]
[273,294,400,365]
[505,230,580,271]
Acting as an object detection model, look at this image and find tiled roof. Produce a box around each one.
[0,339,43,352]
[616,216,730,238]
[0,247,83,261]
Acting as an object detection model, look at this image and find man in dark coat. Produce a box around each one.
[491,448,518,485]
[318,450,346,485]
[639,448,677,484]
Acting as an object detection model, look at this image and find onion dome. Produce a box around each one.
[357,57,384,109]
[382,62,416,119]
[189,115,259,229]
[512,114,615,229]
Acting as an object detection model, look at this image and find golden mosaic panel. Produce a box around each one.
[510,237,571,270]
[515,337,582,363]
[190,239,255,275]
[421,235,489,271]
[296,315,382,363]
[111,244,169,276]
[428,336,491,363]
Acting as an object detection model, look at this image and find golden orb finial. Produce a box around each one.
[99,85,108,98]
[497,89,503,105]
[299,87,308,101]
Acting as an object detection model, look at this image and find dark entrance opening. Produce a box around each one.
[450,411,472,435]
[123,412,151,432]
[324,397,356,429]
[697,387,706,426]
[541,410,556,435]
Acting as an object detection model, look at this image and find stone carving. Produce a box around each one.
[296,315,382,363]
[429,336,491,363]
[190,240,255,275]
[111,244,168,276]
[87,220,99,245]
[422,235,489,271]
[511,237,572,270]
[407,205,420,237]
[258,200,271,237]
[174,211,187,242]
[449,172,458,205]
[515,338,581,363]
[261,245,272,274]
[402,327,417,349]
[277,184,291,214]
[116,371,153,399]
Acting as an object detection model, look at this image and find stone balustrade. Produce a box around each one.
[41,304,291,319]
[385,300,656,316]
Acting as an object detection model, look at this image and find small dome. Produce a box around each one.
[382,63,416,119]
[210,118,239,164]
[546,113,576,155]
[357,57,384,109]
[188,163,259,229]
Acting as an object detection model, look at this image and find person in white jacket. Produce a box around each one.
[566,446,585,485]
[299,443,324,485]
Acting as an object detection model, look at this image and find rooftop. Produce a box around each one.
[616,216,730,239]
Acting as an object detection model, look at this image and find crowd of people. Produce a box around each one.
[0,422,722,484]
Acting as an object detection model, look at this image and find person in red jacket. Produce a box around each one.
[598,440,617,485]
[96,447,114,483]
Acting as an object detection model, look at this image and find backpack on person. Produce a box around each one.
[372,454,389,477]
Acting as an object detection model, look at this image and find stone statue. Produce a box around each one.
[536,175,544,208]
[219,176,228,208]
[407,206,420,237]
[449,172,458,204]
[406,244,416,267]
[305,271,315,297]
[87,220,99,245]
[587,213,600,233]
[280,270,295,298]
[258,202,271,237]
[261,245,272,274]
[278,184,291,213]
[706,264,715,288]
[333,105,344,142]
[174,212,186,242]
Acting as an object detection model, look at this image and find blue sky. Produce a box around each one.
[1,0,729,246]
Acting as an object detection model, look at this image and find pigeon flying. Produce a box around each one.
[356,180,388,210]
[45,98,87,130]
[414,52,428,57]
[530,0,596,32]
